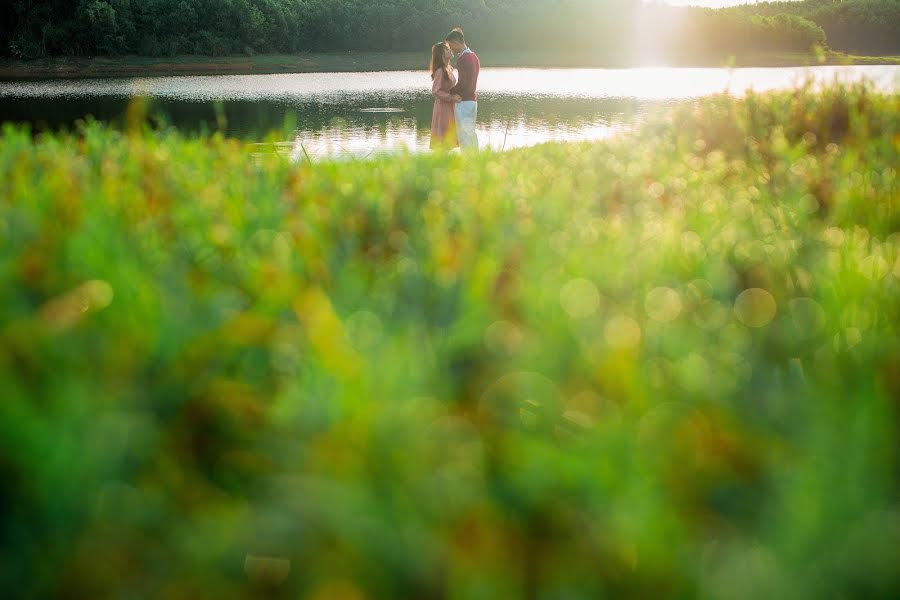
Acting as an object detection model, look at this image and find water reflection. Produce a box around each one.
[1,66,896,157]
[272,104,632,159]
[3,66,896,101]
[0,91,644,156]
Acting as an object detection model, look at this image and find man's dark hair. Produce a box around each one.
[445,28,466,45]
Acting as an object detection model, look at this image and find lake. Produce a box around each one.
[1,66,897,158]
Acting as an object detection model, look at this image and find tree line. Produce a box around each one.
[724,0,900,55]
[1,0,897,60]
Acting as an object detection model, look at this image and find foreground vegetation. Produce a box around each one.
[4,0,899,60]
[1,82,898,597]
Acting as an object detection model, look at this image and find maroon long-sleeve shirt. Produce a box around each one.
[449,50,480,102]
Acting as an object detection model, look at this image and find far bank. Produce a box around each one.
[2,51,899,80]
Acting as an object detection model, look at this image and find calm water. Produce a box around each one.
[1,66,897,157]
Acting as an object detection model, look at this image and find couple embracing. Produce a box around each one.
[430,28,480,150]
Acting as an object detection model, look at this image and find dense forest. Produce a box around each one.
[1,0,897,60]
[725,0,900,55]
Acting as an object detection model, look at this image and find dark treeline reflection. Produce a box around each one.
[3,0,898,61]
[0,93,644,145]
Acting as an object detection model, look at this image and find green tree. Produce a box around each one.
[1,0,895,59]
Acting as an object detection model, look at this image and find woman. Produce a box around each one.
[430,42,459,150]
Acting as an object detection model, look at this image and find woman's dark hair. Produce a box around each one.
[430,42,452,80]
[445,28,465,45]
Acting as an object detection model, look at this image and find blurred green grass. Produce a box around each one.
[0,82,898,598]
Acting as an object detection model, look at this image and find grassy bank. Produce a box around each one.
[1,83,898,597]
[721,50,900,67]
[1,50,898,79]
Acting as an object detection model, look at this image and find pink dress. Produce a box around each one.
[431,68,458,149]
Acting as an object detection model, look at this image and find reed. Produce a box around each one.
[0,81,897,597]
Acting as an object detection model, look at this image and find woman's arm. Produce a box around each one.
[432,70,453,101]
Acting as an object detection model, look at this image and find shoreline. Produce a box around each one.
[1,51,898,80]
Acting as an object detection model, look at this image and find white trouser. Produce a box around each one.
[455,101,478,149]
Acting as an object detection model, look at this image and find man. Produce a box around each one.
[446,28,480,150]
